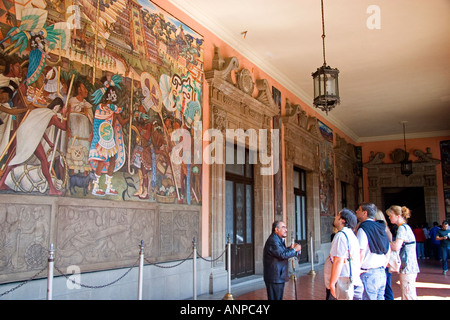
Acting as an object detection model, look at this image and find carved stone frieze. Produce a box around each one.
[0,202,51,282]
[212,105,227,132]
[334,134,358,183]
[391,148,409,163]
[283,102,326,173]
[55,205,156,268]
[0,195,201,283]
[208,46,239,85]
[367,152,385,165]
[414,148,440,164]
[236,68,254,95]
[335,135,356,160]
[256,79,278,110]
[206,48,279,126]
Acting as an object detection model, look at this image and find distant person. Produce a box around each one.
[422,223,431,259]
[412,225,426,259]
[263,220,301,300]
[429,222,441,260]
[435,220,450,275]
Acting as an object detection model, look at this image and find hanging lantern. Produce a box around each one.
[312,0,340,114]
[401,159,413,177]
[312,65,340,114]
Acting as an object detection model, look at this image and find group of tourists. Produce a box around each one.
[263,202,450,300]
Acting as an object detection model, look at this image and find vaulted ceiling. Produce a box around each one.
[170,0,450,142]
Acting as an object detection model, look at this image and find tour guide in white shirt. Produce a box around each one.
[356,203,390,300]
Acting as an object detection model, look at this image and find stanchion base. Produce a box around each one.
[308,270,316,275]
[222,293,235,300]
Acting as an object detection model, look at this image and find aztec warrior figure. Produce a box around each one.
[0,0,203,205]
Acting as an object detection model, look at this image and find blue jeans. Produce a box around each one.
[360,267,386,300]
[416,242,425,258]
[441,246,450,272]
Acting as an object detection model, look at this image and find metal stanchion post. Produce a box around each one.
[290,232,297,280]
[47,243,55,300]
[192,237,197,300]
[308,232,316,275]
[138,240,144,300]
[222,235,234,300]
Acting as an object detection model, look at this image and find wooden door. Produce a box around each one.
[226,155,254,279]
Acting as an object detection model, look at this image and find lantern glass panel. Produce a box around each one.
[313,73,320,99]
[326,74,336,96]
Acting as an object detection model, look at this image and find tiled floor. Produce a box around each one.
[231,259,449,300]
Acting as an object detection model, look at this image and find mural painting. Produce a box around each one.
[0,0,203,204]
[318,120,334,243]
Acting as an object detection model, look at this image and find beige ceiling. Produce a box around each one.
[169,0,450,142]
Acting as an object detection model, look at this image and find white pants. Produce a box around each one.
[399,273,417,300]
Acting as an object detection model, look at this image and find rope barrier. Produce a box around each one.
[144,251,194,268]
[0,266,47,298]
[53,258,140,289]
[0,237,230,300]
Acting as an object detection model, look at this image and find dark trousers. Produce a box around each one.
[384,267,394,300]
[265,282,285,300]
[432,243,441,260]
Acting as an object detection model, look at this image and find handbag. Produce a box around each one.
[388,250,401,273]
[398,224,415,272]
[335,231,354,300]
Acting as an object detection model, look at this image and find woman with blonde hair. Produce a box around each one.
[386,205,420,300]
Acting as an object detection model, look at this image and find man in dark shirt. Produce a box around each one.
[429,222,441,260]
[263,220,301,300]
[436,220,450,274]
[356,202,390,300]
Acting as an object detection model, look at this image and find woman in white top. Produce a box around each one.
[387,205,420,300]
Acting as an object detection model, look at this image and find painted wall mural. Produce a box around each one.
[318,120,334,243]
[0,0,204,204]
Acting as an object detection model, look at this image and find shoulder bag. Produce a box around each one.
[335,230,354,300]
[398,224,415,272]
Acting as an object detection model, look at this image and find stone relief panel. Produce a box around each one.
[159,209,200,259]
[0,203,51,282]
[0,195,201,283]
[55,205,157,270]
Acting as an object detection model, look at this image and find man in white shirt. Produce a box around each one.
[328,208,363,300]
[356,202,390,300]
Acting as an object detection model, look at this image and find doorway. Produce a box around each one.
[225,148,254,279]
[382,187,426,227]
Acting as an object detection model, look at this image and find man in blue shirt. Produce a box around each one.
[436,220,450,275]
[429,222,441,260]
